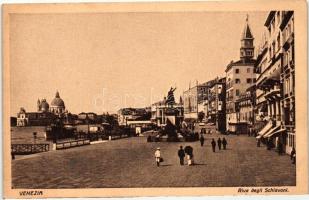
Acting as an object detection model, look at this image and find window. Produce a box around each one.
[247,78,252,83]
[235,69,240,74]
[246,51,253,56]
[236,89,240,96]
[235,79,241,84]
[253,78,256,83]
[247,68,250,73]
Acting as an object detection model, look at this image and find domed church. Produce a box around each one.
[50,91,66,114]
[37,98,50,112]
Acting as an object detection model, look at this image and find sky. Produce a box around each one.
[10,11,268,116]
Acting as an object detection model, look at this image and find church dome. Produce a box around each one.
[40,99,50,111]
[51,91,65,108]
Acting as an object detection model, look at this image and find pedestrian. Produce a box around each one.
[199,134,205,146]
[217,138,222,150]
[257,138,261,147]
[178,146,185,165]
[290,147,296,164]
[278,142,283,155]
[155,147,161,167]
[211,138,216,152]
[248,125,251,136]
[222,137,227,150]
[184,146,194,166]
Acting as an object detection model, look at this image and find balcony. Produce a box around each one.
[264,85,281,100]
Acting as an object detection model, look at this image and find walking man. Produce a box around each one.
[217,138,222,150]
[222,137,227,150]
[178,146,185,165]
[199,134,205,146]
[155,147,161,167]
[211,138,216,152]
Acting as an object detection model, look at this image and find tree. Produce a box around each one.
[198,111,205,122]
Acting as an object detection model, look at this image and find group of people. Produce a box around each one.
[210,137,228,152]
[154,135,229,167]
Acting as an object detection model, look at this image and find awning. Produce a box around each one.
[263,125,280,138]
[258,121,273,136]
[266,128,286,138]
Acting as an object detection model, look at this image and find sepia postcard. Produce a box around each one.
[2,0,308,198]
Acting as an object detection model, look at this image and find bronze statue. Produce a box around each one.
[166,87,176,105]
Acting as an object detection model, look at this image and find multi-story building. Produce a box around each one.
[255,31,269,123]
[280,11,295,153]
[225,16,257,133]
[255,11,295,154]
[207,77,226,133]
[235,85,256,134]
[183,80,215,121]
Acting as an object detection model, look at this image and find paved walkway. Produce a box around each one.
[12,132,296,188]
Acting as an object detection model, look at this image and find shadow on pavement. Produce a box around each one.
[160,164,173,167]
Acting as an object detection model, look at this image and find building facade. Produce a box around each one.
[207,77,226,133]
[255,11,295,154]
[235,85,256,134]
[183,80,215,121]
[280,11,295,153]
[225,16,257,133]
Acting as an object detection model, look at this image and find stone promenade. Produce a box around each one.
[12,131,296,188]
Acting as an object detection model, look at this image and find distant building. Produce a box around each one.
[16,107,56,126]
[150,98,184,127]
[78,112,98,124]
[207,77,227,133]
[183,80,215,121]
[117,108,151,126]
[16,91,66,126]
[50,91,66,115]
[225,16,257,133]
[235,85,256,134]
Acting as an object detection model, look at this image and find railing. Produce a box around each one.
[11,143,49,155]
[56,139,90,150]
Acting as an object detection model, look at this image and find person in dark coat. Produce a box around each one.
[199,134,205,146]
[222,137,227,150]
[217,138,222,150]
[290,147,296,164]
[184,146,194,165]
[278,142,283,155]
[211,139,216,152]
[178,146,185,165]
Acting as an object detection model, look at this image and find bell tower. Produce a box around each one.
[240,15,254,61]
